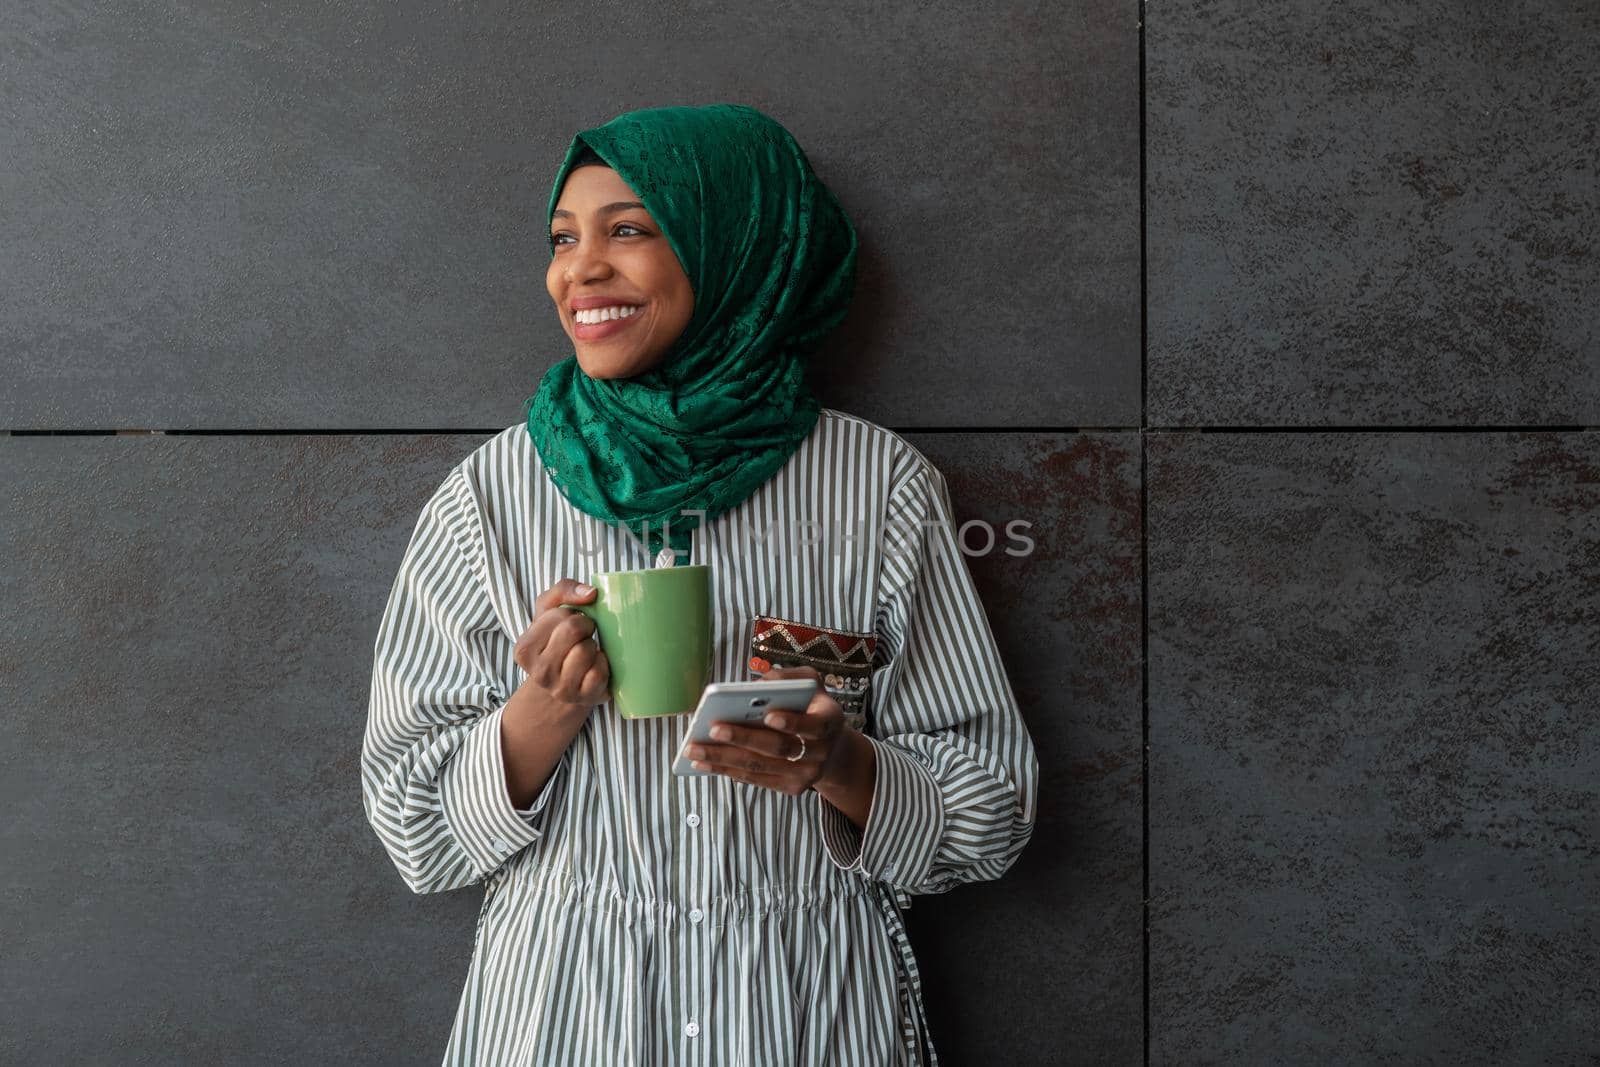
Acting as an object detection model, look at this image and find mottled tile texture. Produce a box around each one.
[905,432,1143,1065]
[1147,2,1600,424]
[1149,431,1600,1063]
[2,0,1137,429]
[0,435,490,1063]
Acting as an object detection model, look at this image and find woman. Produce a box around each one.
[361,103,1039,1066]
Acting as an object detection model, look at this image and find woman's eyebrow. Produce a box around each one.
[551,201,646,220]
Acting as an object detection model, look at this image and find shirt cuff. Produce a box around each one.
[439,702,563,879]
[816,736,944,889]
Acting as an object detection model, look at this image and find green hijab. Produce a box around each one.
[524,103,858,560]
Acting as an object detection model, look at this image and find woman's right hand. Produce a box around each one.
[513,579,611,716]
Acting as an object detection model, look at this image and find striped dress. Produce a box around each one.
[361,408,1040,1066]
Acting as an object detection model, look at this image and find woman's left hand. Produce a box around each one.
[684,666,850,796]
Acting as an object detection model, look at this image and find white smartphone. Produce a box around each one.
[670,678,822,777]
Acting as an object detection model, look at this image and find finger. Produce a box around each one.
[522,612,594,688]
[578,650,611,703]
[519,599,584,658]
[529,630,585,689]
[760,698,843,740]
[687,741,802,775]
[704,722,806,761]
[756,674,843,734]
[689,754,807,796]
[533,578,597,616]
[554,638,600,697]
[540,609,597,660]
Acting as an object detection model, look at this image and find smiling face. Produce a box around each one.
[546,164,695,380]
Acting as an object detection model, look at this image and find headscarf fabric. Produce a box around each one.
[524,103,858,560]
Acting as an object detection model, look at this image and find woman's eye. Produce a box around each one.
[548,223,647,247]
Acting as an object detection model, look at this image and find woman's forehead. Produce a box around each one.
[553,165,636,209]
[565,161,622,184]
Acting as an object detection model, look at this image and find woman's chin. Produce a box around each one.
[573,349,664,381]
[572,351,625,380]
[576,347,617,379]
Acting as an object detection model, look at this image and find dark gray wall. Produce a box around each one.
[1,2,1594,1066]
[1145,2,1599,1062]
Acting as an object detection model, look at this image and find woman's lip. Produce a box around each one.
[572,307,644,341]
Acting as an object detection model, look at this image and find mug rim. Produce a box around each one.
[591,563,710,580]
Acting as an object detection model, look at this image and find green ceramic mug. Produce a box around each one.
[561,564,712,719]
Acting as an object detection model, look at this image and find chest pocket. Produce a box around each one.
[747,614,878,734]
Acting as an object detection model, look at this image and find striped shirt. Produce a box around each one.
[361,408,1040,1066]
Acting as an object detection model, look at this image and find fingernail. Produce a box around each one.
[764,714,784,729]
[709,726,731,741]
[574,582,593,596]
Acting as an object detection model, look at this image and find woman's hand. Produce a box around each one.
[683,665,856,797]
[512,579,611,717]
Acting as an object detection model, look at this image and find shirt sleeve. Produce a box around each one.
[815,458,1040,896]
[360,463,567,895]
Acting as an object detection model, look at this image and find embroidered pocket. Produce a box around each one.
[748,614,877,733]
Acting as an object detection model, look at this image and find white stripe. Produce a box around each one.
[360,408,1040,1065]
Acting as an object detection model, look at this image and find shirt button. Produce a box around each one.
[686,813,701,828]
[491,839,510,855]
[882,861,897,878]
[689,908,704,924]
[684,1020,700,1038]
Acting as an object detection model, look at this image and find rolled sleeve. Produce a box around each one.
[439,703,566,880]
[812,453,1038,898]
[361,463,566,895]
[817,736,945,888]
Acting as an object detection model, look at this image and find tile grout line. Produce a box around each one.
[1139,0,1152,1063]
[5,425,1595,437]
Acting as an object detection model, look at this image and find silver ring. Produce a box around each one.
[785,737,807,762]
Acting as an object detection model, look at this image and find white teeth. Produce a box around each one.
[575,305,641,325]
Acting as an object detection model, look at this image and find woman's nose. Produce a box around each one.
[564,239,614,283]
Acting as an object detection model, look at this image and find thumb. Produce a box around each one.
[535,577,597,614]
